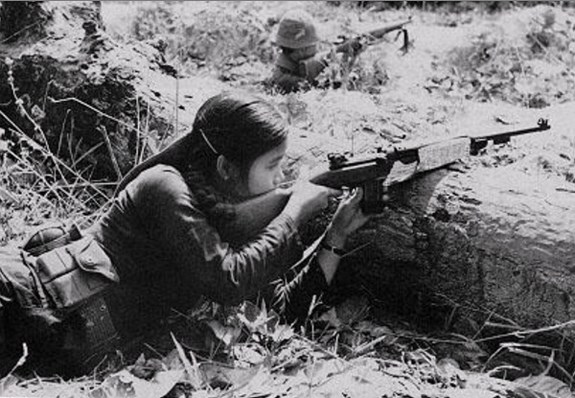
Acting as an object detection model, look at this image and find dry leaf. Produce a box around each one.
[95,368,183,398]
[205,319,241,347]
[170,332,202,389]
[511,374,573,398]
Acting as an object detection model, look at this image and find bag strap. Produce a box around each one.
[19,251,50,308]
[23,223,83,257]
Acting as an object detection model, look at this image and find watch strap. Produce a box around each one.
[320,240,347,257]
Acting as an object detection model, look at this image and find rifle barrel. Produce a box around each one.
[471,118,550,140]
[366,18,412,40]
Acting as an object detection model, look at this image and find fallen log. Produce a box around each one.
[352,162,574,320]
[283,99,575,377]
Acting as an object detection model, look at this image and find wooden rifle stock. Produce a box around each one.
[224,188,292,242]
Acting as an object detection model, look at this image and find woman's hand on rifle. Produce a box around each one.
[316,187,370,284]
[324,187,370,249]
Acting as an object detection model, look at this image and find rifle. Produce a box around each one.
[225,119,550,241]
[333,17,413,55]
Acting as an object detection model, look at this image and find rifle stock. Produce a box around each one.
[228,119,550,238]
[224,188,292,242]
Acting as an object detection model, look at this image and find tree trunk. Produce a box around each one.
[286,100,574,344]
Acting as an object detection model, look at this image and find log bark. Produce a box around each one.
[279,107,575,379]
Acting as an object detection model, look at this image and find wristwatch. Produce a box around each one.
[320,240,347,257]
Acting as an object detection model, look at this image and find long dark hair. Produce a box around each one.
[184,91,288,223]
[115,91,288,227]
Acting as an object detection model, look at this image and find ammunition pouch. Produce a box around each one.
[35,235,119,308]
[1,223,121,376]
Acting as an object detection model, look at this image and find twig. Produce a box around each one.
[175,65,180,137]
[48,96,144,135]
[31,182,116,197]
[0,20,44,44]
[170,332,202,389]
[135,96,141,165]
[97,125,122,181]
[475,319,575,343]
[42,80,53,112]
[45,181,117,190]
[342,239,373,258]
[56,108,71,158]
[141,101,151,164]
[506,346,572,383]
[297,334,347,363]
[71,143,104,171]
[3,343,28,379]
[350,332,394,358]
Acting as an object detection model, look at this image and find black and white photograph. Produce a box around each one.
[0,1,574,397]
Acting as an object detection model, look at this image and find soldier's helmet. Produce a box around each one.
[275,9,319,49]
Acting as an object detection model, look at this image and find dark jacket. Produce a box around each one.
[0,163,329,375]
[90,164,328,330]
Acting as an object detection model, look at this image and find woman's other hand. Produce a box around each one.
[283,182,341,227]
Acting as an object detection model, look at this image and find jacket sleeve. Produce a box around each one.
[299,57,329,81]
[133,167,306,305]
[268,66,310,94]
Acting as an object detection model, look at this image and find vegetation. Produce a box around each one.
[1,1,575,397]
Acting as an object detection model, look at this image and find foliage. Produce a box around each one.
[4,298,574,397]
[128,2,276,77]
[431,6,575,106]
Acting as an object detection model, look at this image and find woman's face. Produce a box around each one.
[244,139,288,197]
